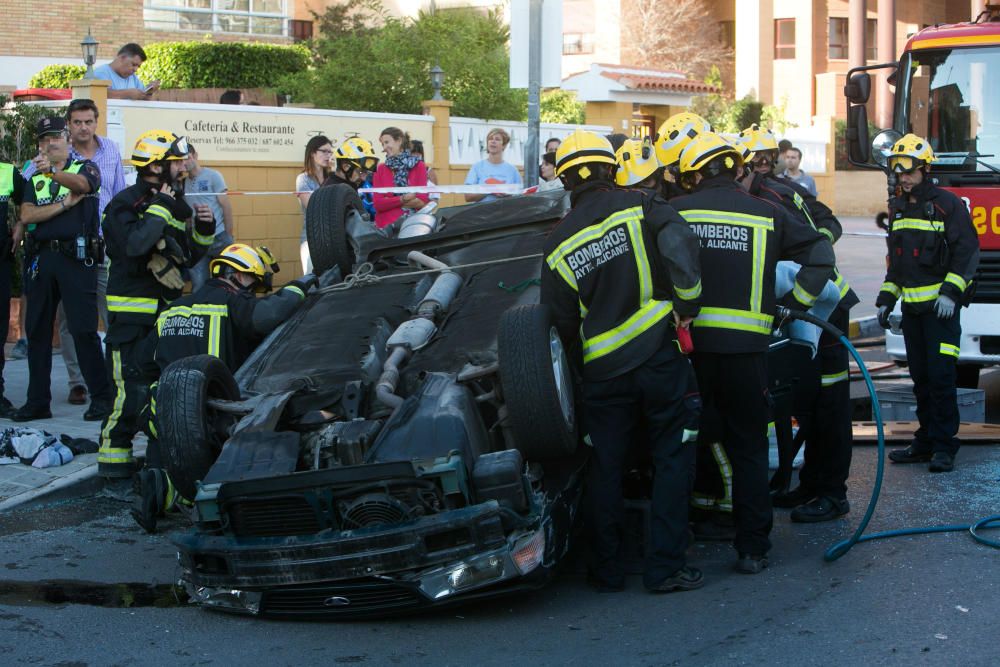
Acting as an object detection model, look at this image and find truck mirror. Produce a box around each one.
[871,129,903,168]
[846,105,871,164]
[844,72,872,105]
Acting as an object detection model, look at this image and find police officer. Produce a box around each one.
[0,159,25,417]
[323,137,380,190]
[542,130,704,593]
[12,117,112,422]
[671,133,835,573]
[735,128,859,523]
[99,130,216,478]
[878,135,979,473]
[131,243,316,531]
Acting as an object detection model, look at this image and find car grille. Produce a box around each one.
[226,496,325,537]
[261,579,425,618]
[974,250,1000,303]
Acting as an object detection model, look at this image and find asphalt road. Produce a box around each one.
[0,445,997,666]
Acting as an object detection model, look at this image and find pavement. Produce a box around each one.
[0,342,145,511]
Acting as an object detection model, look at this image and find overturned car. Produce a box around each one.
[158,186,588,618]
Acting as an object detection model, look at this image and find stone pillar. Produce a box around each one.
[848,0,866,71]
[972,0,987,21]
[422,98,454,204]
[876,0,896,128]
[68,79,110,137]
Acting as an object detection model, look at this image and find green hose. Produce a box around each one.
[774,307,1000,560]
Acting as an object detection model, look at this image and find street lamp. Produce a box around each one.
[430,64,444,101]
[81,29,99,79]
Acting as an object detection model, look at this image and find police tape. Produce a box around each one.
[188,184,541,196]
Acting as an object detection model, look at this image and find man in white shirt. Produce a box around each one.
[779,146,818,196]
[93,43,159,101]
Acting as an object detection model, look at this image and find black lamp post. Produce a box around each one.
[81,29,99,79]
[430,64,444,101]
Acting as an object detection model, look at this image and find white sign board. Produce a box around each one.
[509,0,563,88]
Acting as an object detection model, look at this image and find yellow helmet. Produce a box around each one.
[654,112,712,167]
[131,130,189,167]
[737,123,779,153]
[554,130,616,179]
[678,132,743,175]
[887,133,935,172]
[210,243,280,292]
[614,138,661,187]
[336,137,379,172]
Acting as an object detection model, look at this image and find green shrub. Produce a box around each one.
[718,94,764,133]
[138,41,310,89]
[27,65,87,89]
[834,118,880,170]
[541,90,585,125]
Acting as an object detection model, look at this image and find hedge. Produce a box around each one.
[27,42,309,91]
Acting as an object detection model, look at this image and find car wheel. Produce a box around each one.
[305,183,365,276]
[157,355,241,499]
[498,304,577,460]
[956,364,981,389]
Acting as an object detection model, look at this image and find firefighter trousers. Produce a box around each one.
[99,326,156,475]
[798,307,853,500]
[582,344,699,589]
[902,309,962,456]
[691,351,773,557]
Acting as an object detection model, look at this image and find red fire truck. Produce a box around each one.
[845,7,1000,386]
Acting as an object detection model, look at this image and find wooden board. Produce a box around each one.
[853,421,1000,443]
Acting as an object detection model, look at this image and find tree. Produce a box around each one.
[620,0,734,88]
[689,66,728,129]
[280,1,527,119]
[540,90,584,125]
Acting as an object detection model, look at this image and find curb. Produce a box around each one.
[848,315,882,340]
[0,464,105,512]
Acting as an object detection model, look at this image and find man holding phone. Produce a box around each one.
[93,43,160,100]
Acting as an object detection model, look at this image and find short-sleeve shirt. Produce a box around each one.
[465,159,522,202]
[93,63,146,91]
[296,172,321,242]
[780,170,818,197]
[186,167,228,236]
[25,159,101,241]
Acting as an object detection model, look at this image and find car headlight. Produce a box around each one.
[185,582,262,615]
[416,549,509,600]
[511,529,546,575]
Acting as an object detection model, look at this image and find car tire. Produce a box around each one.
[157,355,241,499]
[956,364,981,389]
[497,304,577,460]
[305,183,365,276]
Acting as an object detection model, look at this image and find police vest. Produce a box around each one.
[0,163,13,228]
[28,161,97,240]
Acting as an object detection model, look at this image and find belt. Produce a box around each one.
[37,239,77,253]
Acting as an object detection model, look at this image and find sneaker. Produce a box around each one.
[790,496,850,523]
[928,452,955,473]
[734,553,769,574]
[888,444,933,464]
[0,396,14,419]
[647,566,704,593]
[772,485,816,509]
[9,339,27,360]
[68,385,88,405]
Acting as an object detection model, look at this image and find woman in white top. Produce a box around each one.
[295,135,334,273]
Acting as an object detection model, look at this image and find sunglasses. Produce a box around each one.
[887,155,920,173]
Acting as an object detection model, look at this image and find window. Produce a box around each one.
[775,19,795,59]
[719,20,735,50]
[144,0,288,36]
[866,18,878,61]
[829,17,878,60]
[289,19,313,42]
[562,33,594,55]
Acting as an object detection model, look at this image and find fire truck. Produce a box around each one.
[844,7,1000,387]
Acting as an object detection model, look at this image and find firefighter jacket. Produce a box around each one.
[541,181,702,382]
[671,175,835,354]
[749,172,859,311]
[102,181,215,338]
[876,179,979,314]
[154,277,310,372]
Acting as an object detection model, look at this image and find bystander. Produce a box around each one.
[93,44,159,101]
[779,146,818,196]
[464,128,521,203]
[183,143,233,291]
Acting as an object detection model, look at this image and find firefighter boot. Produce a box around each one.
[131,468,176,534]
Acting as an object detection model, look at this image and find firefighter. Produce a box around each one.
[653,112,712,201]
[878,134,979,473]
[541,130,704,593]
[613,137,664,197]
[671,132,835,573]
[323,137,380,190]
[98,130,216,478]
[131,243,316,532]
[735,129,859,522]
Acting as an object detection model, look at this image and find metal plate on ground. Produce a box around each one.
[853,421,1000,443]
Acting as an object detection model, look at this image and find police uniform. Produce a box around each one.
[0,163,24,414]
[672,174,834,559]
[877,179,979,461]
[542,178,703,591]
[98,181,215,476]
[20,158,111,417]
[750,172,859,511]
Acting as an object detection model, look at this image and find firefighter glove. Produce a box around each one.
[877,305,892,329]
[147,253,184,290]
[934,294,956,319]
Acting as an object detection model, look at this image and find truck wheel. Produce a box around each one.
[306,184,365,276]
[498,304,577,460]
[957,364,981,389]
[157,355,240,499]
